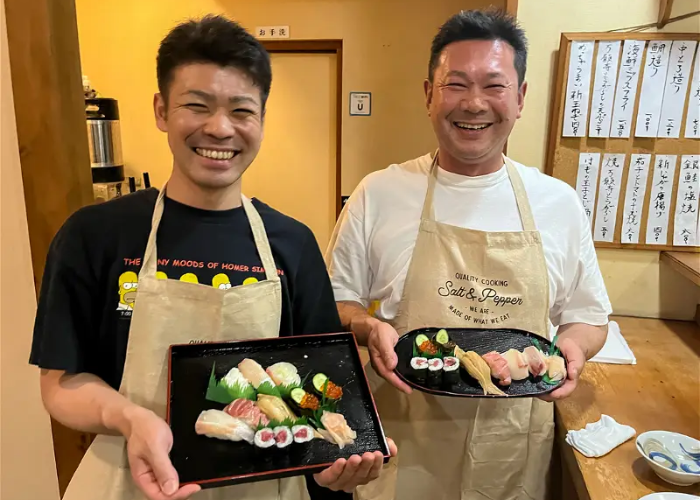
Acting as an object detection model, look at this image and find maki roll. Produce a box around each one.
[292,424,315,444]
[312,373,343,400]
[434,329,456,356]
[273,426,294,449]
[410,357,429,383]
[442,356,460,385]
[288,387,320,416]
[427,358,443,385]
[254,427,276,448]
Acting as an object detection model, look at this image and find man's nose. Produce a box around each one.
[460,89,488,114]
[202,109,236,139]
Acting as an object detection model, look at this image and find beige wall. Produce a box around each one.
[0,0,61,498]
[511,0,700,320]
[75,0,501,194]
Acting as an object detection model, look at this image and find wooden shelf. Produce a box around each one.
[661,251,700,287]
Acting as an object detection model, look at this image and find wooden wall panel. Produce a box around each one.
[4,0,95,495]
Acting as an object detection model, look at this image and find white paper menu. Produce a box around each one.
[563,41,595,137]
[684,45,700,139]
[575,153,601,226]
[589,41,621,137]
[594,154,626,242]
[673,155,700,246]
[621,154,651,244]
[611,40,645,139]
[635,41,672,137]
[658,41,698,138]
[646,155,677,245]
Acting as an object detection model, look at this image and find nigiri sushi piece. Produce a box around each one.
[482,351,512,386]
[523,346,548,377]
[195,409,255,444]
[266,362,301,388]
[546,354,566,382]
[502,349,529,381]
[221,368,256,400]
[320,411,356,449]
[224,398,269,429]
[238,358,275,389]
[454,346,506,396]
[257,394,298,422]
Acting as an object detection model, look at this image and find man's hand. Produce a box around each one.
[538,337,586,402]
[367,321,412,394]
[125,406,201,500]
[314,438,397,492]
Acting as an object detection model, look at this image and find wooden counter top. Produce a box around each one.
[555,316,700,500]
[661,251,700,287]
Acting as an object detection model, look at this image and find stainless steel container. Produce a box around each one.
[86,98,125,184]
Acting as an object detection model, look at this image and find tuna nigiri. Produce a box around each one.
[546,354,566,382]
[266,362,301,387]
[502,349,529,381]
[523,346,548,377]
[195,409,255,444]
[238,358,275,389]
[319,411,356,449]
[482,351,512,386]
[224,398,269,429]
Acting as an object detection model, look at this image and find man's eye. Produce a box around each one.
[232,108,255,115]
[185,103,207,110]
[487,84,506,89]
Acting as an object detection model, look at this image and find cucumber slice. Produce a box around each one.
[290,388,306,405]
[434,329,449,346]
[312,373,329,394]
[415,334,429,347]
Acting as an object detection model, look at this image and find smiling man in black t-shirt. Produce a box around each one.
[30,15,393,500]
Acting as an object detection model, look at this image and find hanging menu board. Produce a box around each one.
[546,33,700,253]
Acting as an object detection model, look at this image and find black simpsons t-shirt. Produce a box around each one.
[30,189,351,499]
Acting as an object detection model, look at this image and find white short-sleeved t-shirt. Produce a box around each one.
[325,153,612,337]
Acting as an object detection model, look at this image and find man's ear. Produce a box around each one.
[154,93,168,132]
[516,81,527,119]
[424,79,433,115]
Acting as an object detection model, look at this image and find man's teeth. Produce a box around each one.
[455,123,490,130]
[195,148,235,160]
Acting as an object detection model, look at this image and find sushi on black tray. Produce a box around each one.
[167,333,390,489]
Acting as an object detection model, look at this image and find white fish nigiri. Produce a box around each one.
[547,354,566,382]
[320,411,356,449]
[523,346,548,377]
[266,362,301,387]
[502,349,529,381]
[195,409,254,443]
[238,358,275,389]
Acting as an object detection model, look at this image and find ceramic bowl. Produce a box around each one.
[638,493,700,500]
[636,431,700,487]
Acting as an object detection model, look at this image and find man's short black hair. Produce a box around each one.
[157,15,272,107]
[429,9,528,85]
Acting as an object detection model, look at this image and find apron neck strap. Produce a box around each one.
[421,151,537,232]
[140,187,279,282]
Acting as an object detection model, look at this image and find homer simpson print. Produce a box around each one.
[117,271,138,311]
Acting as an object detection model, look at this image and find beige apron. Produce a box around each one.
[355,154,554,500]
[63,188,308,500]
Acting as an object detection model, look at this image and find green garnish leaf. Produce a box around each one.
[256,381,281,398]
[223,380,256,402]
[549,335,561,357]
[531,338,542,352]
[542,373,559,386]
[205,363,236,404]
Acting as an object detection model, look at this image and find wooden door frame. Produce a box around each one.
[262,40,344,218]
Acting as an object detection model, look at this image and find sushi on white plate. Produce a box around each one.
[195,409,255,444]
[266,362,301,387]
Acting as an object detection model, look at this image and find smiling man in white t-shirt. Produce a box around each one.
[325,8,612,500]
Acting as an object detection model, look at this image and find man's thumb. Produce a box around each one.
[149,448,179,495]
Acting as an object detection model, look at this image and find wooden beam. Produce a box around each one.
[660,251,700,287]
[657,0,674,29]
[4,0,95,494]
[505,0,519,17]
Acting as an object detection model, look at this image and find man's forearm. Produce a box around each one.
[337,301,381,347]
[556,322,608,360]
[40,370,143,437]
